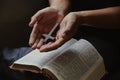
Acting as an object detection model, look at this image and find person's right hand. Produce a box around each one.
[29,7,64,50]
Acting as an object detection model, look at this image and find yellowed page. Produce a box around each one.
[10,39,77,73]
[44,39,105,80]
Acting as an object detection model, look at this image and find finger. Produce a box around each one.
[40,38,66,52]
[37,38,44,49]
[31,38,40,49]
[29,23,39,46]
[56,21,67,38]
[38,42,52,52]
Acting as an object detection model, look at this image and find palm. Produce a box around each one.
[29,7,63,49]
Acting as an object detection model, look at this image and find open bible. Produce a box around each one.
[10,39,105,80]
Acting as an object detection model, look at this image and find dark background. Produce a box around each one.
[0,0,48,48]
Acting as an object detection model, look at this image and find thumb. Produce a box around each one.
[29,18,37,27]
[57,15,64,23]
[29,11,44,27]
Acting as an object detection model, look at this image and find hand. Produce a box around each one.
[39,12,83,51]
[29,7,64,50]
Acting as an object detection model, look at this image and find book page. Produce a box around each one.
[43,39,105,80]
[10,39,77,72]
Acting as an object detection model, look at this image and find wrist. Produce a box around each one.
[76,11,95,26]
[51,6,70,16]
[49,0,71,16]
[75,11,87,25]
